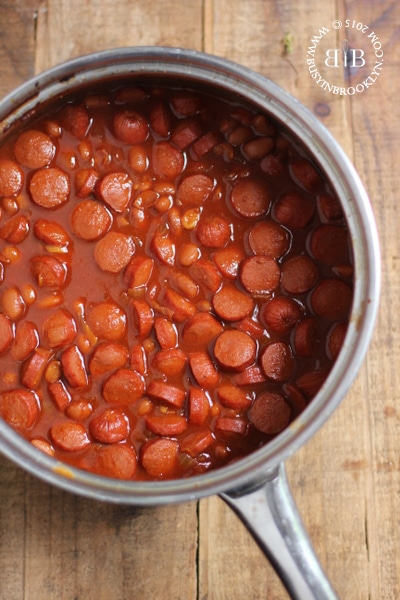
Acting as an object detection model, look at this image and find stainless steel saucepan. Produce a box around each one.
[0,47,381,599]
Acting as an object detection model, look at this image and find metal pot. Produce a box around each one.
[0,47,380,599]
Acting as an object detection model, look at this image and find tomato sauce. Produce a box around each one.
[0,80,353,480]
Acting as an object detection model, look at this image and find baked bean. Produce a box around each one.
[94,231,135,273]
[128,145,148,173]
[96,172,132,212]
[242,136,274,160]
[260,342,294,382]
[231,177,271,218]
[14,130,55,169]
[248,391,291,435]
[176,174,215,207]
[29,167,70,208]
[74,167,99,198]
[48,380,71,411]
[181,312,224,347]
[281,254,319,294]
[0,388,40,428]
[61,103,90,138]
[21,347,53,389]
[0,214,29,244]
[61,345,89,388]
[247,221,290,259]
[196,215,231,248]
[214,330,256,372]
[42,309,77,349]
[1,286,26,321]
[11,321,39,361]
[188,387,210,426]
[50,420,90,452]
[213,244,245,279]
[261,296,302,334]
[227,125,253,146]
[152,141,184,179]
[326,322,347,360]
[212,284,254,322]
[309,224,350,266]
[150,100,171,138]
[290,158,321,192]
[31,255,68,288]
[31,438,55,456]
[145,413,187,436]
[103,368,145,403]
[170,272,199,300]
[90,407,130,443]
[66,399,93,421]
[71,199,112,240]
[240,255,280,296]
[147,380,186,408]
[293,317,318,357]
[89,342,128,377]
[34,219,71,246]
[0,159,24,196]
[0,313,13,353]
[141,437,179,478]
[189,258,222,292]
[216,383,252,410]
[113,110,148,144]
[152,348,187,376]
[311,279,353,321]
[177,243,200,266]
[189,351,220,389]
[94,444,137,480]
[273,191,314,229]
[86,301,127,341]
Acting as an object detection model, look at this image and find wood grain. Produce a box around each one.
[0,0,399,598]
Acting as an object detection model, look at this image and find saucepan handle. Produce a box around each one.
[220,463,338,600]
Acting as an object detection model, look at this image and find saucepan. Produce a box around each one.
[0,47,380,599]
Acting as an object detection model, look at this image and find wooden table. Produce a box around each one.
[0,1,397,598]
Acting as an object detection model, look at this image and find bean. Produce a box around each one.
[273,191,314,229]
[171,119,202,149]
[290,158,321,192]
[31,438,55,456]
[50,420,90,452]
[176,174,215,207]
[96,172,133,212]
[0,388,40,428]
[151,142,185,179]
[128,145,148,173]
[214,329,256,372]
[188,387,210,426]
[0,159,24,196]
[21,347,53,389]
[0,313,13,353]
[94,444,137,480]
[181,207,201,230]
[31,255,68,288]
[248,220,290,259]
[74,167,99,198]
[242,136,274,160]
[113,110,148,144]
[309,224,350,266]
[170,272,199,300]
[66,399,93,421]
[90,408,130,443]
[11,320,39,361]
[152,348,187,376]
[248,391,291,435]
[212,284,254,322]
[230,177,271,218]
[147,380,186,408]
[113,85,147,104]
[94,231,135,273]
[141,437,179,478]
[103,368,145,403]
[89,342,129,377]
[216,383,252,410]
[177,242,200,267]
[311,279,353,321]
[60,103,90,138]
[189,351,220,389]
[48,380,71,411]
[1,286,26,320]
[239,255,280,296]
[167,207,183,237]
[213,244,245,279]
[29,167,70,208]
[14,130,55,169]
[145,413,187,436]
[61,345,89,388]
[260,342,294,382]
[190,258,222,292]
[261,296,302,334]
[71,199,112,240]
[86,301,127,341]
[281,255,319,294]
[196,215,231,248]
[227,125,253,146]
[181,313,224,348]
